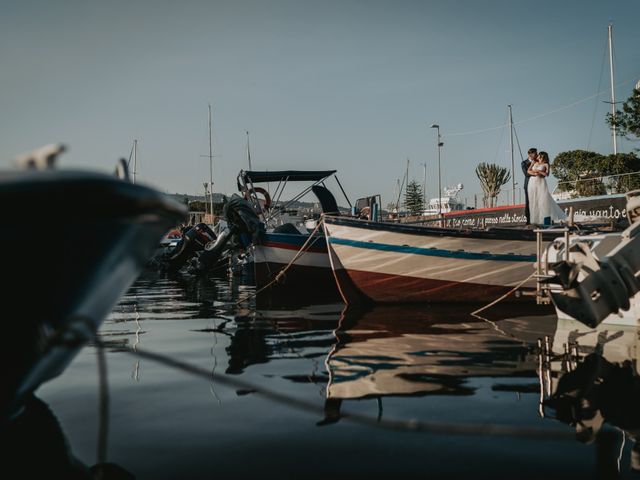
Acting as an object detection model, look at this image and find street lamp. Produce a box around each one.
[430,124,443,217]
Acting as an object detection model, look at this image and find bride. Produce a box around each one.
[527,151,567,225]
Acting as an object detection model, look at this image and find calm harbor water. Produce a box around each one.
[34,271,640,479]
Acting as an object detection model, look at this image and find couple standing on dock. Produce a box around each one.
[521,147,567,226]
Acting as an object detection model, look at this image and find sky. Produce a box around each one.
[2,0,639,208]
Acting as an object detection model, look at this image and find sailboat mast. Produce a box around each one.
[507,105,515,204]
[208,104,214,219]
[608,24,618,154]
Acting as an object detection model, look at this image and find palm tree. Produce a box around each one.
[475,163,511,208]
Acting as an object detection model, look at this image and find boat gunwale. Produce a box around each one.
[323,215,561,242]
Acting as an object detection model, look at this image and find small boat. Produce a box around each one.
[235,169,349,305]
[3,145,187,417]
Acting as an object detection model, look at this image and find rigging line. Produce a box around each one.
[492,110,508,164]
[512,125,524,162]
[127,142,135,167]
[445,74,640,138]
[587,34,609,150]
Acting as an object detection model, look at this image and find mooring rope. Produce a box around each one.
[96,340,109,466]
[121,344,574,441]
[235,219,326,305]
[470,272,536,316]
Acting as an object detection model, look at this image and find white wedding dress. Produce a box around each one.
[527,164,567,225]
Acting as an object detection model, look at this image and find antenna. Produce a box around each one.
[246,131,253,170]
[133,139,138,184]
[127,140,138,183]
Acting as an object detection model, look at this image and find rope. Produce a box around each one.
[235,219,326,305]
[96,340,109,466]
[121,344,574,440]
[470,272,536,316]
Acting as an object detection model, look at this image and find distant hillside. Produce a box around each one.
[167,192,227,204]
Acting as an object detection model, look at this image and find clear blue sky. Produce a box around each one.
[2,0,639,207]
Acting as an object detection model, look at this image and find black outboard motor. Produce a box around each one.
[167,223,216,273]
[191,194,264,272]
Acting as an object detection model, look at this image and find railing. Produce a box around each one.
[532,226,571,305]
[552,171,640,198]
[467,171,640,208]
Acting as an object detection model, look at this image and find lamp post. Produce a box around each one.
[430,124,443,217]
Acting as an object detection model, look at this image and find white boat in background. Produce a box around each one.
[422,183,467,216]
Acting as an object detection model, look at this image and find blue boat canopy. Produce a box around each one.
[240,170,337,184]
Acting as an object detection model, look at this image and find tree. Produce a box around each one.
[552,150,640,197]
[607,87,640,151]
[475,163,511,208]
[552,150,607,197]
[404,180,424,216]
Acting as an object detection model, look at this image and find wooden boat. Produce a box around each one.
[253,231,339,305]
[323,215,562,304]
[3,149,186,417]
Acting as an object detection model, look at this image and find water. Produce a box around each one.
[31,271,640,479]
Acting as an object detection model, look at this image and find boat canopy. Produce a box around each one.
[240,170,337,184]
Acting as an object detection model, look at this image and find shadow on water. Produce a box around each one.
[4,394,134,479]
[16,273,640,479]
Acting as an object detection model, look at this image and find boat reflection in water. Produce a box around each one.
[321,304,556,424]
[541,317,640,475]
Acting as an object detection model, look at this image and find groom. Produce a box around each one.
[521,147,537,225]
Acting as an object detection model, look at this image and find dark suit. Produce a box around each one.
[521,158,532,224]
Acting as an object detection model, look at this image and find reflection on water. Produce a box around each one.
[323,306,554,424]
[540,318,640,475]
[15,271,639,479]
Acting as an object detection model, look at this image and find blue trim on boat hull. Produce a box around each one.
[329,237,536,262]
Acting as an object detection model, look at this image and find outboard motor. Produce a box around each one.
[191,194,264,273]
[167,223,216,273]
